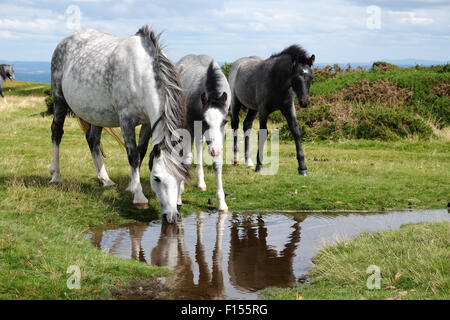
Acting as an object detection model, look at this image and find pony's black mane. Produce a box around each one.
[205,62,223,101]
[270,45,310,64]
[136,25,190,181]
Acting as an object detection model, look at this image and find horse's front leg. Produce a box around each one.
[213,155,228,213]
[195,135,207,191]
[255,111,269,172]
[281,105,307,176]
[120,117,148,209]
[243,109,258,168]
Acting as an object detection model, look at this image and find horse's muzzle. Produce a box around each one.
[162,212,179,224]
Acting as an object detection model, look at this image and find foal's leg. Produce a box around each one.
[255,111,269,172]
[0,87,6,104]
[281,104,307,175]
[50,97,68,183]
[213,155,228,213]
[120,117,148,208]
[243,109,257,168]
[85,124,115,186]
[230,96,242,166]
[195,134,207,191]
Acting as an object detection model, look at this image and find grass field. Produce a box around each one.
[0,71,448,299]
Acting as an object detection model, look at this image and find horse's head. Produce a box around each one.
[291,54,315,108]
[200,91,228,157]
[149,143,183,224]
[1,65,14,81]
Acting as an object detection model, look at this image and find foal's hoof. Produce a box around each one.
[177,204,182,211]
[299,170,308,176]
[247,165,255,169]
[134,202,149,210]
[232,162,239,167]
[199,186,207,191]
[219,208,229,214]
[255,165,262,172]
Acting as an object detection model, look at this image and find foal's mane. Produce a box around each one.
[136,25,189,181]
[270,45,310,65]
[205,62,223,101]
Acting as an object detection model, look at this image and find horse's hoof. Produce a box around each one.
[299,170,308,176]
[255,165,262,172]
[219,208,229,214]
[232,162,239,167]
[247,165,255,169]
[199,186,207,191]
[134,202,149,210]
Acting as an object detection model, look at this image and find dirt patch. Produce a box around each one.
[108,278,170,300]
[431,83,450,97]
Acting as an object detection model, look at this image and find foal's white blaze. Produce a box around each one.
[204,108,225,156]
[150,154,180,222]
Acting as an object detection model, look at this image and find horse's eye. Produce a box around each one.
[153,176,161,183]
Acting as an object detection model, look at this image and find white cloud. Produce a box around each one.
[388,10,433,24]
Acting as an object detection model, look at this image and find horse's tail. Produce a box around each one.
[77,117,125,157]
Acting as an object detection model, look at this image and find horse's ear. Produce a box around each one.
[219,92,227,104]
[201,92,208,107]
[309,54,315,66]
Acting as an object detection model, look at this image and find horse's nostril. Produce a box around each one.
[162,213,177,224]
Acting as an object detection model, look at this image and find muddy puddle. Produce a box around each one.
[87,209,449,299]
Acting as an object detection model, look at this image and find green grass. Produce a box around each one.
[0,80,448,299]
[262,221,450,300]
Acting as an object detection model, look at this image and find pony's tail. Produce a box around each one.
[77,117,125,158]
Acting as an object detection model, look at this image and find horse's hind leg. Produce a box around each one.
[243,109,257,168]
[50,97,68,183]
[195,134,207,191]
[85,124,115,187]
[230,95,242,166]
[0,86,6,104]
[120,117,148,209]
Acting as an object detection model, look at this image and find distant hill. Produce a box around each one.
[1,59,448,84]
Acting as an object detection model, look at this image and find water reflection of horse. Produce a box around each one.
[228,213,302,291]
[91,212,304,298]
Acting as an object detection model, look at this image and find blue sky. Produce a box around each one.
[0,0,449,63]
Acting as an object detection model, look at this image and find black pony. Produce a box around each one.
[228,45,315,175]
[0,64,15,103]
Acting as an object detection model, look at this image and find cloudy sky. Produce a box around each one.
[0,0,449,63]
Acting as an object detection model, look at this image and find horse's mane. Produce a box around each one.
[136,25,189,181]
[270,45,310,64]
[205,62,223,100]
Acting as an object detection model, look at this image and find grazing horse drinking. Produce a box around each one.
[50,25,189,223]
[229,45,315,175]
[0,64,15,104]
[175,55,231,212]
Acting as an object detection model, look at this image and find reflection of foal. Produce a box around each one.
[228,214,302,291]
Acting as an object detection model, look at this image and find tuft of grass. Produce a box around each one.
[262,221,450,300]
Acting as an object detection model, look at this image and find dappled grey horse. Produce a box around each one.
[50,25,189,223]
[175,55,231,212]
[229,45,315,175]
[0,64,15,104]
